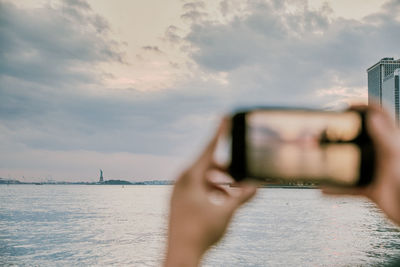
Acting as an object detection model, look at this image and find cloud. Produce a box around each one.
[0,74,224,155]
[1,0,400,180]
[0,1,123,86]
[183,1,206,10]
[181,1,208,23]
[163,25,182,44]
[0,1,217,180]
[183,0,400,106]
[0,1,224,162]
[142,46,163,53]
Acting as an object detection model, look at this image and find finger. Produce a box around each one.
[368,104,396,130]
[367,110,396,153]
[194,117,229,171]
[228,182,257,208]
[348,104,367,111]
[206,168,234,184]
[210,162,228,173]
[178,118,230,186]
[349,103,395,131]
[204,171,233,206]
[205,170,233,189]
[321,186,367,196]
[365,101,381,113]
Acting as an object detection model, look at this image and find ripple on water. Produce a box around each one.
[1,185,399,266]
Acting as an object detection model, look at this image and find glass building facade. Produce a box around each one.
[367,58,400,105]
[382,69,400,125]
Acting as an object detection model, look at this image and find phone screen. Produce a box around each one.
[245,110,362,185]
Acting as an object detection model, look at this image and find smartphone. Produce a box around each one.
[229,107,375,187]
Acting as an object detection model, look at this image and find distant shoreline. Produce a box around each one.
[259,185,317,189]
[1,178,319,188]
[0,182,318,189]
[0,178,174,186]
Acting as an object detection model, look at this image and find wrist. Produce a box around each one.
[164,238,204,267]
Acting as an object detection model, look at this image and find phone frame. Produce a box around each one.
[229,107,375,187]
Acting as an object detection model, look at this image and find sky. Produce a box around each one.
[1,0,400,182]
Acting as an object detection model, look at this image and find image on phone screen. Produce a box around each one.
[245,110,362,185]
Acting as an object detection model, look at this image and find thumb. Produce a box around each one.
[367,111,395,154]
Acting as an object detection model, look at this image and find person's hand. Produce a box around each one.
[164,119,257,267]
[323,104,400,225]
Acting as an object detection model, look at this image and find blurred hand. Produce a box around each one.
[164,119,257,267]
[323,104,400,225]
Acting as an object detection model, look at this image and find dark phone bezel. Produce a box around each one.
[228,107,375,187]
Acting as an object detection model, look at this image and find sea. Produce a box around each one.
[1,185,400,266]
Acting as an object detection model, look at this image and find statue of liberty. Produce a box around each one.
[99,169,104,183]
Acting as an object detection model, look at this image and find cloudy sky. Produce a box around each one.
[1,0,399,182]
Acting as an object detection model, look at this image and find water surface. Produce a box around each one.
[1,185,399,266]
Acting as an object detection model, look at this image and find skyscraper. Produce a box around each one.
[382,69,400,125]
[367,57,400,105]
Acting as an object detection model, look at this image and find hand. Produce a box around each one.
[164,119,257,267]
[323,104,400,225]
